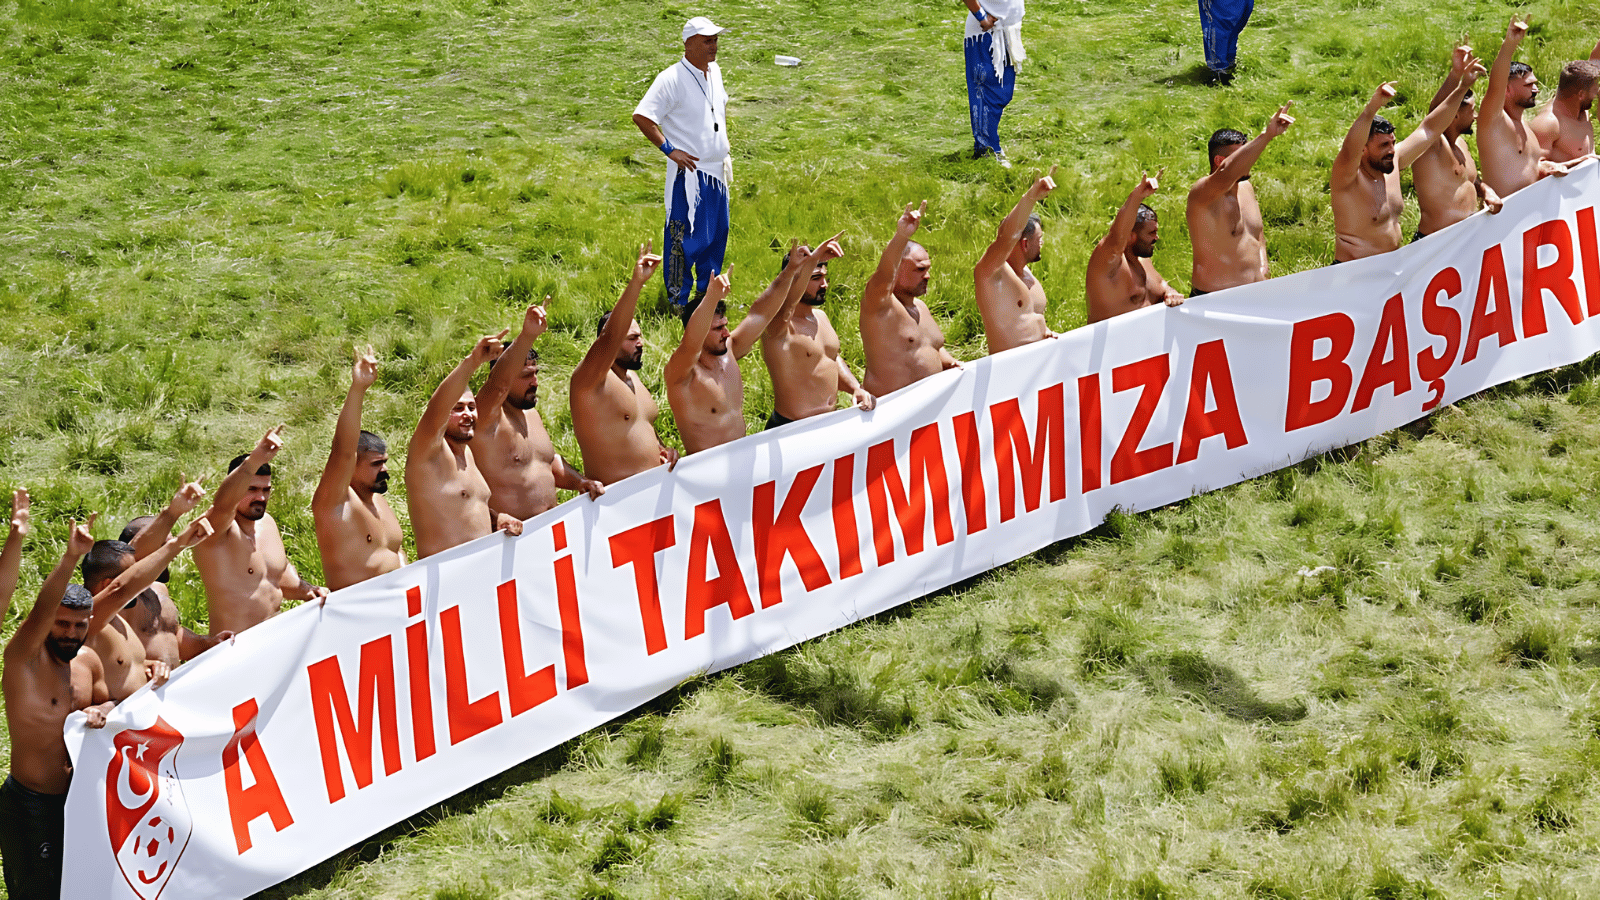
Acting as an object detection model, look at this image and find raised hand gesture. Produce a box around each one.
[176,517,214,550]
[471,328,511,364]
[895,201,927,239]
[811,229,846,264]
[1027,165,1058,200]
[633,240,663,282]
[1450,44,1473,75]
[1133,167,1164,200]
[1461,54,1487,86]
[255,425,286,462]
[351,346,378,390]
[1506,15,1528,44]
[68,514,97,558]
[1372,81,1398,104]
[706,266,732,304]
[1265,101,1295,138]
[9,488,28,537]
[169,477,206,518]
[523,298,550,342]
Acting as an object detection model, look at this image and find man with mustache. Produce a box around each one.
[760,237,873,429]
[860,202,962,398]
[976,168,1064,347]
[475,300,605,520]
[313,348,408,589]
[407,333,526,559]
[1413,46,1505,242]
[193,426,329,634]
[571,242,678,483]
[1530,50,1600,164]
[1331,71,1484,262]
[1479,17,1576,198]
[2,513,209,899]
[1086,171,1184,323]
[1186,103,1295,297]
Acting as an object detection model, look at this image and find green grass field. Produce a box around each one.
[5,0,1600,897]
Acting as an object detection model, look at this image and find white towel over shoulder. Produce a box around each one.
[963,0,1026,80]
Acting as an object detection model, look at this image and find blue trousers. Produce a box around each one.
[965,33,1015,155]
[1198,0,1254,72]
[664,169,730,308]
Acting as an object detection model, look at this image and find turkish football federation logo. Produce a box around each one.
[105,718,192,899]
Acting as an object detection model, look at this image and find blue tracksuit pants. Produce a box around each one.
[664,169,730,308]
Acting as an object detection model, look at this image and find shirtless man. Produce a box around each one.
[475,302,604,520]
[121,480,229,667]
[1413,47,1506,241]
[313,348,407,590]
[571,242,680,483]
[1531,54,1600,164]
[193,426,329,634]
[975,168,1060,351]
[1330,72,1485,262]
[1086,171,1184,323]
[406,334,526,559]
[1186,103,1295,296]
[1479,17,1575,198]
[1,514,207,898]
[860,202,962,397]
[0,490,26,623]
[667,253,802,452]
[761,238,874,428]
[81,540,171,701]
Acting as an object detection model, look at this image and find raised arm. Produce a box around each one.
[409,331,507,455]
[1091,172,1161,270]
[1399,59,1485,169]
[667,268,731,385]
[976,168,1056,278]
[5,515,94,662]
[313,348,378,513]
[1332,84,1397,186]
[89,518,213,635]
[129,478,205,560]
[0,489,29,623]
[572,242,663,393]
[736,236,840,358]
[863,202,927,310]
[1481,17,1528,128]
[1190,103,1295,204]
[761,240,818,338]
[203,426,283,534]
[477,301,548,412]
[1429,45,1472,111]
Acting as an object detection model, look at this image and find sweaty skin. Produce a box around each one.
[1331,73,1482,261]
[571,242,678,484]
[1414,47,1505,237]
[1530,51,1600,163]
[667,251,802,453]
[313,349,407,590]
[1187,103,1296,294]
[975,169,1057,352]
[1086,172,1184,323]
[193,426,327,635]
[407,335,525,559]
[476,302,604,520]
[860,202,961,397]
[1477,18,1569,197]
[761,241,874,421]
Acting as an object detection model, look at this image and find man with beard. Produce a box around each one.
[571,242,679,483]
[475,301,605,519]
[80,540,172,701]
[1086,171,1184,323]
[1186,103,1295,296]
[761,236,872,429]
[120,479,232,667]
[1414,47,1505,241]
[975,168,1064,348]
[1531,53,1600,164]
[2,514,209,899]
[193,426,329,634]
[667,250,797,453]
[860,202,962,398]
[313,348,407,589]
[1479,17,1576,198]
[1330,73,1484,263]
[407,332,526,559]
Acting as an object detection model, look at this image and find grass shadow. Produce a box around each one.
[1143,651,1307,724]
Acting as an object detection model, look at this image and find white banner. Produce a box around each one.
[63,162,1600,899]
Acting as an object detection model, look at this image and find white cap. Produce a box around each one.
[682,16,726,41]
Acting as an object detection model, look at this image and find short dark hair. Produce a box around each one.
[61,583,93,611]
[1135,204,1158,225]
[1207,128,1248,165]
[357,431,387,455]
[900,239,926,260]
[487,346,538,372]
[596,309,613,337]
[780,245,813,275]
[1369,115,1395,138]
[228,454,272,477]
[82,540,135,591]
[119,515,155,544]
[1460,89,1474,104]
[1020,213,1042,240]
[1508,61,1533,80]
[1559,60,1600,97]
[679,296,727,325]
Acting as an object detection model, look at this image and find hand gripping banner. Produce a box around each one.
[64,162,1600,899]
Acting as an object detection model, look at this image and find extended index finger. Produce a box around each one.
[1047,164,1058,180]
[824,228,846,245]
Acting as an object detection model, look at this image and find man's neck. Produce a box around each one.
[1006,245,1030,275]
[610,363,635,384]
[892,290,918,311]
[1553,95,1585,120]
[683,55,709,75]
[234,514,260,537]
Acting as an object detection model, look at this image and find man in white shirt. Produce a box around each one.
[632,16,732,309]
[960,0,1026,167]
